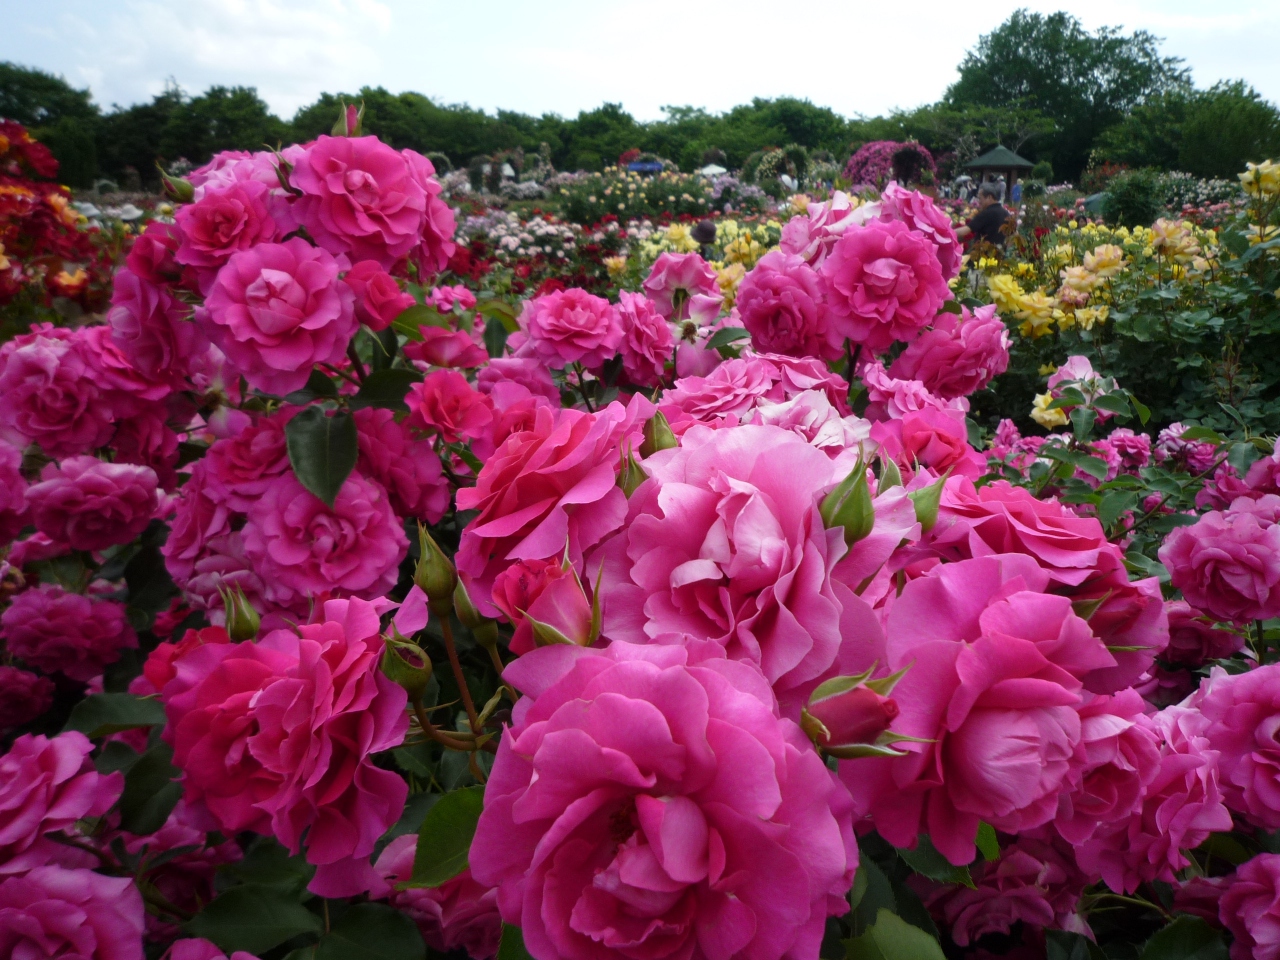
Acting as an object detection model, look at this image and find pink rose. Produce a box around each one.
[406,370,494,445]
[1198,664,1280,829]
[871,408,987,480]
[469,643,857,960]
[343,259,415,331]
[1163,600,1244,666]
[427,284,477,312]
[879,182,963,278]
[0,732,122,876]
[736,249,838,360]
[204,411,293,512]
[0,330,115,457]
[354,407,450,522]
[403,327,491,369]
[144,626,233,694]
[177,535,277,629]
[663,355,779,422]
[860,360,967,421]
[175,179,281,291]
[242,470,407,607]
[455,398,649,614]
[161,597,409,897]
[1221,853,1280,960]
[641,252,722,324]
[1107,427,1153,471]
[403,148,458,275]
[1247,450,1280,498]
[490,557,576,656]
[0,865,144,960]
[1157,422,1219,474]
[752,390,870,456]
[201,237,357,396]
[616,290,673,387]
[163,940,258,960]
[2,586,137,682]
[108,267,205,384]
[111,408,181,491]
[125,220,182,286]
[476,358,560,406]
[820,219,949,354]
[376,836,502,959]
[778,191,870,267]
[26,456,159,552]
[0,666,54,730]
[517,288,623,370]
[162,461,233,586]
[887,304,1009,400]
[0,439,28,544]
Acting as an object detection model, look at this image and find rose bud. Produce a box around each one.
[820,457,874,545]
[381,634,434,701]
[800,666,924,759]
[522,560,602,648]
[415,524,457,617]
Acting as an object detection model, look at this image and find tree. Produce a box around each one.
[0,62,98,127]
[946,10,1189,179]
[160,85,288,164]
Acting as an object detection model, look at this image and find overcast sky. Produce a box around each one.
[5,1,1280,121]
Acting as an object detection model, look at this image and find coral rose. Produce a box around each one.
[0,866,144,960]
[2,586,137,682]
[26,456,159,552]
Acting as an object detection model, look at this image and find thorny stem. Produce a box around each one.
[320,363,361,387]
[440,617,482,736]
[572,363,596,412]
[486,646,517,703]
[345,342,367,385]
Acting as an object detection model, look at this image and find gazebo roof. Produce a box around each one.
[966,145,1034,170]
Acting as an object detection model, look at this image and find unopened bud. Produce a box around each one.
[331,99,365,137]
[801,667,921,759]
[454,579,500,652]
[220,584,260,641]
[820,460,875,545]
[415,525,457,617]
[381,634,433,700]
[521,567,595,647]
[618,443,649,497]
[157,166,194,203]
[640,411,677,458]
[878,453,903,490]
[908,471,949,533]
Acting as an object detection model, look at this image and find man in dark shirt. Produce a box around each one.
[956,182,1010,246]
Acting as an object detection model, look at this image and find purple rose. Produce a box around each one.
[2,586,138,682]
[0,865,144,960]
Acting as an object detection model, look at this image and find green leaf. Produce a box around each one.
[849,856,896,937]
[484,316,510,357]
[706,327,751,351]
[409,785,485,887]
[65,694,166,738]
[1070,406,1097,441]
[975,822,999,861]
[1195,832,1254,866]
[185,885,322,956]
[1075,456,1110,480]
[497,924,535,960]
[477,297,520,332]
[846,909,944,960]
[118,742,182,835]
[1092,393,1131,416]
[1099,490,1138,528]
[939,299,963,315]
[897,836,973,887]
[348,368,423,411]
[393,303,451,340]
[371,328,399,372]
[1179,426,1223,443]
[1139,915,1228,960]
[1046,929,1105,960]
[284,368,340,404]
[223,838,315,895]
[285,406,358,507]
[1129,393,1151,425]
[314,903,424,960]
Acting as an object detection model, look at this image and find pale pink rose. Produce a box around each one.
[641,252,723,324]
[663,356,777,421]
[1157,422,1219,474]
[0,732,123,876]
[616,291,673,387]
[1,586,137,682]
[1221,853,1280,960]
[517,288,623,370]
[406,370,494,445]
[354,407,450,522]
[779,191,873,266]
[1077,704,1232,892]
[160,597,409,897]
[860,360,968,421]
[343,259,415,331]
[108,267,205,384]
[1198,664,1280,829]
[26,456,159,552]
[175,179,282,290]
[427,284,477,312]
[0,439,28,544]
[751,390,871,456]
[161,461,233,586]
[1163,600,1244,666]
[0,666,54,730]
[376,836,502,959]
[1161,494,1280,623]
[879,182,963,278]
[820,219,950,354]
[201,238,358,396]
[455,397,651,615]
[0,329,116,457]
[475,358,560,406]
[241,470,407,607]
[736,249,838,360]
[470,643,858,960]
[204,410,293,512]
[887,304,1009,399]
[403,327,490,369]
[0,865,144,960]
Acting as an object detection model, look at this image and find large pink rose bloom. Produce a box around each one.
[878,182,963,279]
[736,249,838,360]
[517,288,623,371]
[0,732,123,876]
[470,643,857,960]
[204,410,293,512]
[616,291,674,388]
[242,470,407,609]
[108,267,205,384]
[820,219,950,354]
[290,135,454,270]
[0,439,28,544]
[161,461,233,587]
[887,304,1009,400]
[455,398,650,615]
[26,456,159,552]
[663,354,850,427]
[0,329,116,457]
[1221,853,1280,960]
[778,191,872,267]
[160,597,409,897]
[355,407,450,522]
[594,423,887,709]
[642,252,723,325]
[175,179,281,291]
[2,586,137,682]
[1161,494,1280,623]
[0,865,144,960]
[1198,664,1280,829]
[201,237,357,396]
[376,836,502,959]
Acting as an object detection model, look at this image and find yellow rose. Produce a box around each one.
[987,274,1025,314]
[1015,290,1061,338]
[1240,159,1280,197]
[603,256,628,278]
[1074,305,1109,330]
[1083,244,1125,279]
[716,263,746,307]
[1031,393,1069,428]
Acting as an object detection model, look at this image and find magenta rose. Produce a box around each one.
[354,407,450,522]
[0,732,123,876]
[778,191,869,267]
[175,179,281,291]
[403,148,457,275]
[163,940,258,960]
[1161,494,1280,623]
[201,237,357,396]
[1221,853,1280,960]
[2,586,137,682]
[406,370,495,445]
[820,219,950,354]
[343,259,415,331]
[860,361,967,422]
[1198,664,1280,829]
[0,866,144,960]
[517,288,623,370]
[376,836,502,959]
[879,182,963,279]
[476,358,560,406]
[871,408,987,480]
[470,643,857,960]
[616,291,673,387]
[887,304,1009,399]
[178,532,275,628]
[161,597,409,897]
[26,456,159,552]
[0,666,54,730]
[108,267,205,384]
[1163,600,1244,666]
[641,252,723,324]
[0,439,28,544]
[1107,427,1153,471]
[490,557,578,656]
[204,411,293,513]
[161,461,233,587]
[241,470,407,607]
[736,249,838,360]
[125,220,182,286]
[403,327,491,369]
[0,329,116,457]
[111,407,181,491]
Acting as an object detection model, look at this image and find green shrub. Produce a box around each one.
[1102,169,1163,226]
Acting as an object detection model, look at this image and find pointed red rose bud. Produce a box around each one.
[800,666,925,759]
[415,524,457,618]
[521,567,596,647]
[331,99,365,137]
[157,166,194,203]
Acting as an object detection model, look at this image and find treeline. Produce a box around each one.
[5,10,1280,190]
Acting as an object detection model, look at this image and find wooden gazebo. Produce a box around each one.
[965,145,1034,199]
